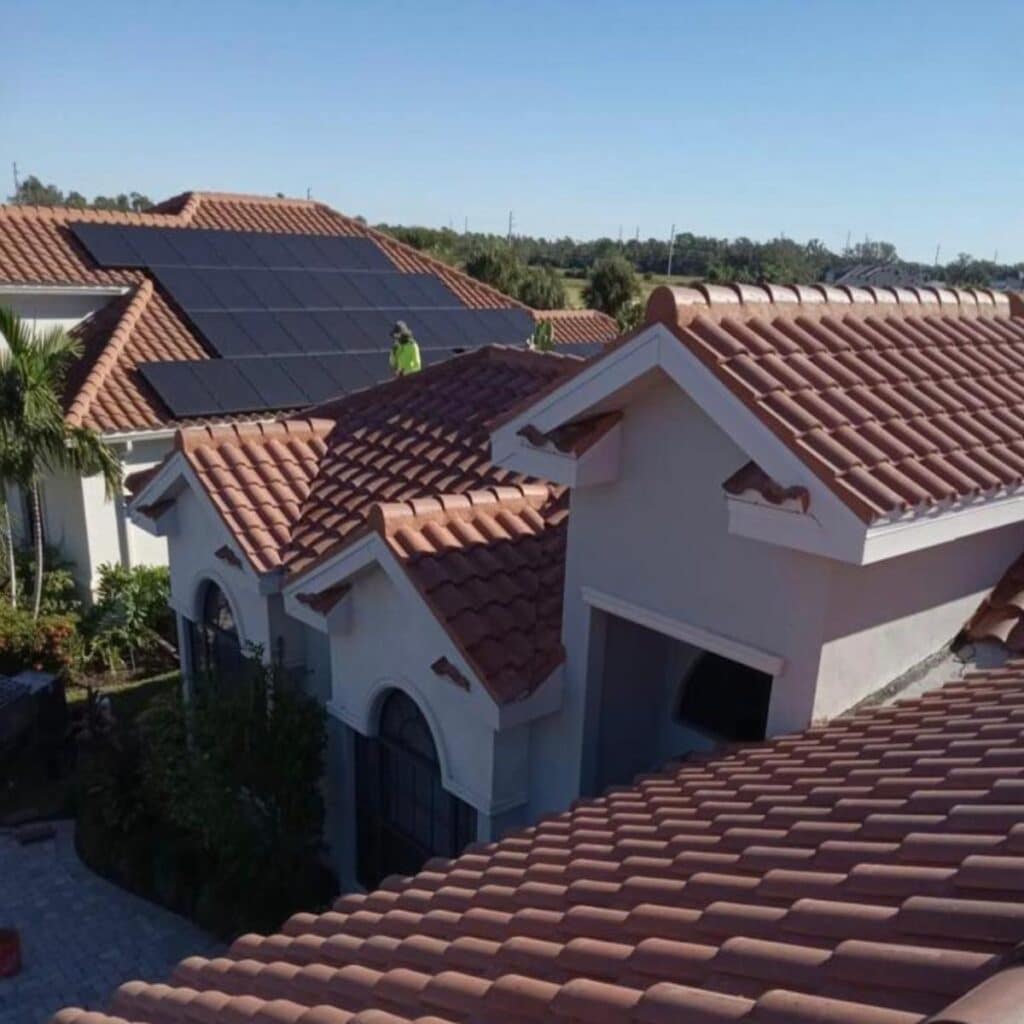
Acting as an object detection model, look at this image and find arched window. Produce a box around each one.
[189,581,243,679]
[355,690,477,889]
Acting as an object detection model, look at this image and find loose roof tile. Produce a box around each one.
[964,548,1024,652]
[57,662,1024,1023]
[0,192,613,434]
[644,283,1024,523]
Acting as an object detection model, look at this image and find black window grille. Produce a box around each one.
[355,690,476,889]
[676,651,773,742]
[187,581,244,682]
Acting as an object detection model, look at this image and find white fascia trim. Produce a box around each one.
[0,283,130,298]
[491,423,622,489]
[862,487,1024,563]
[582,584,785,677]
[103,426,178,445]
[493,328,661,442]
[725,496,837,559]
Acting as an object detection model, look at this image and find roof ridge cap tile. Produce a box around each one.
[65,280,153,428]
[370,484,553,538]
[645,282,1008,330]
[175,415,334,453]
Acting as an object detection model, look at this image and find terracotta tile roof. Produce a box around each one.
[532,309,619,345]
[1,192,589,434]
[160,348,581,577]
[370,483,568,702]
[57,662,1024,1024]
[282,347,579,578]
[643,283,1024,524]
[963,551,1024,651]
[176,418,334,573]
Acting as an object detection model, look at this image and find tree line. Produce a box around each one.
[7,174,1018,318]
[9,174,153,213]
[380,224,1023,295]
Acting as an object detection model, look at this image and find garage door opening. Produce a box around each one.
[593,611,773,793]
[676,650,772,742]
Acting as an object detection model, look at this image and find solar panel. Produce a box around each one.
[177,307,535,359]
[70,224,142,266]
[70,224,395,271]
[153,266,463,315]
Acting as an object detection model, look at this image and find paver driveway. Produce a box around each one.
[0,821,221,1023]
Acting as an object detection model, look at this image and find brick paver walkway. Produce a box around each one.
[0,821,221,1023]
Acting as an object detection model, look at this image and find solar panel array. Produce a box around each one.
[71,223,537,418]
[70,224,392,271]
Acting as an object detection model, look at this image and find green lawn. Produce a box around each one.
[66,669,181,716]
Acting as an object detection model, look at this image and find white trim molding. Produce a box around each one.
[582,585,785,677]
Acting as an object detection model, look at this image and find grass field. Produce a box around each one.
[558,270,699,309]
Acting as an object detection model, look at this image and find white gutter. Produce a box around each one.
[0,284,130,298]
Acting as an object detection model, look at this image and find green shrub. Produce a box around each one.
[76,655,335,937]
[0,602,77,674]
[79,564,172,674]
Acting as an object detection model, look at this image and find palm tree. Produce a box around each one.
[0,307,122,618]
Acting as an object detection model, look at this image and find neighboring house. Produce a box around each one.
[0,193,616,594]
[66,281,1024,1023]
[824,263,929,289]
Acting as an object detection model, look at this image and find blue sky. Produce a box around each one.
[4,1,1022,263]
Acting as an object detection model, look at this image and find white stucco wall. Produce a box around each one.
[325,563,532,828]
[815,520,1024,718]
[542,372,1024,807]
[39,436,172,594]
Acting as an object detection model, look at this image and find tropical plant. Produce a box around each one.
[0,307,122,618]
[81,564,173,674]
[77,652,334,935]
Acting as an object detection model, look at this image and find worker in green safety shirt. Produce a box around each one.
[389,321,422,377]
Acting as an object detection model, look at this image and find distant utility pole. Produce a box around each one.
[618,225,623,245]
[464,217,468,235]
[635,226,640,244]
[666,223,676,278]
[306,187,312,200]
[506,210,516,243]
[11,162,19,194]
[934,243,942,267]
[844,230,851,254]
